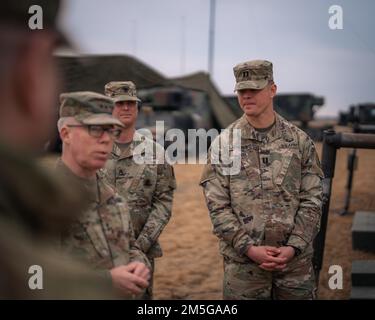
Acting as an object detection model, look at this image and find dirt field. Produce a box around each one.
[153,141,375,300]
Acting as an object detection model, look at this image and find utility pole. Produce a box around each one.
[208,0,216,76]
[181,15,186,74]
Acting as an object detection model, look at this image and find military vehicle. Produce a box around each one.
[224,93,331,141]
[339,103,375,133]
[136,86,217,157]
[137,85,214,136]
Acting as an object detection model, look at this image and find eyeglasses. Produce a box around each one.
[67,125,122,139]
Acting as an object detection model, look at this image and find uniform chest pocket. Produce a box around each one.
[230,156,261,198]
[140,165,157,189]
[273,150,301,194]
[115,164,148,193]
[129,165,158,194]
[235,147,261,190]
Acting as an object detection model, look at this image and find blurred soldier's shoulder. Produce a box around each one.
[0,218,116,299]
[0,145,117,299]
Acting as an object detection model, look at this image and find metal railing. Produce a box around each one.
[313,130,375,283]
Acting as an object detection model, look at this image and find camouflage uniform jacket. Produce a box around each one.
[104,132,176,259]
[56,160,149,271]
[200,113,323,263]
[0,144,115,299]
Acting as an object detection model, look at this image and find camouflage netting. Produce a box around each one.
[170,72,238,128]
[57,54,166,92]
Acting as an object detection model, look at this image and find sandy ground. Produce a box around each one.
[153,141,375,300]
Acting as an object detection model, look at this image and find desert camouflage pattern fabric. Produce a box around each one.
[0,143,115,299]
[56,160,149,273]
[200,113,323,299]
[223,253,316,300]
[59,91,124,127]
[104,81,141,102]
[104,132,176,260]
[233,59,273,91]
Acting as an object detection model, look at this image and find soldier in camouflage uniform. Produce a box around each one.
[56,91,151,298]
[0,0,117,299]
[200,60,323,300]
[104,81,176,299]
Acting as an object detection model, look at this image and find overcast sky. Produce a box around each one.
[58,0,375,117]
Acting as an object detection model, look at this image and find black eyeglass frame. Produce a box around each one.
[67,124,122,139]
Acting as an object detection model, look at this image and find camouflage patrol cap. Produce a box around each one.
[104,81,141,103]
[59,92,124,127]
[233,60,273,91]
[1,0,68,45]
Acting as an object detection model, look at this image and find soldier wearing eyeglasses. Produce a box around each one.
[55,91,151,298]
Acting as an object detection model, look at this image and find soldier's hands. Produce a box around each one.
[246,245,287,270]
[110,265,150,296]
[126,261,151,281]
[277,246,295,262]
[259,246,296,271]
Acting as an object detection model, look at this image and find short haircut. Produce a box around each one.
[57,116,78,132]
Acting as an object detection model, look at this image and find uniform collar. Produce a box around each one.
[111,131,146,160]
[236,112,294,144]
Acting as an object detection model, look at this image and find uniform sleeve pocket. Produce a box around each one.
[199,164,217,186]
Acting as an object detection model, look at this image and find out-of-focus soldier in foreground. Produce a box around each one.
[200,60,323,299]
[0,0,115,298]
[56,91,151,298]
[104,81,176,299]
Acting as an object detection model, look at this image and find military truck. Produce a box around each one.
[137,86,214,133]
[224,93,330,141]
[136,86,216,156]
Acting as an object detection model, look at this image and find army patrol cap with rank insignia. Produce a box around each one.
[59,91,124,127]
[104,81,141,103]
[233,60,273,91]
